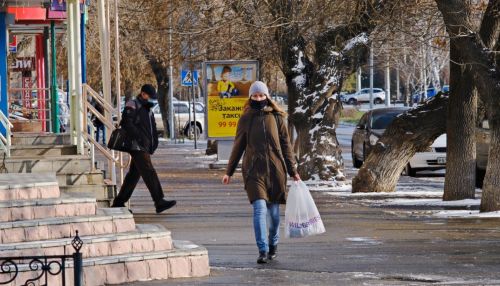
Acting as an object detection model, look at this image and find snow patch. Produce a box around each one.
[294,105,307,114]
[346,237,382,245]
[292,50,306,72]
[343,33,368,51]
[377,198,479,207]
[434,210,500,218]
[292,74,306,88]
[326,190,444,198]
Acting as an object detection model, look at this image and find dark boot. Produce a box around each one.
[111,200,125,208]
[155,199,177,214]
[257,252,268,264]
[268,245,277,260]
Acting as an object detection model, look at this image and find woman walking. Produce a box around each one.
[222,81,300,264]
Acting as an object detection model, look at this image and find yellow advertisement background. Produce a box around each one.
[207,97,247,138]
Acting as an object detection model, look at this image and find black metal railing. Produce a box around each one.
[0,231,83,286]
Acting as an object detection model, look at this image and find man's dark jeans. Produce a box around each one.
[113,151,164,206]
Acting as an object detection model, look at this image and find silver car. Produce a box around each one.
[351,107,409,168]
[153,101,205,138]
[343,88,385,105]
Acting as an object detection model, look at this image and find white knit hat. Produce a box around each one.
[249,81,269,97]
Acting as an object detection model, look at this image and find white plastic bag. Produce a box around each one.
[285,181,326,238]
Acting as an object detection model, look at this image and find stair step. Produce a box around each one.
[7,145,78,157]
[0,192,96,222]
[56,171,105,186]
[11,133,71,145]
[82,241,209,285]
[60,184,115,202]
[2,240,209,286]
[0,208,135,244]
[0,173,60,201]
[5,155,92,174]
[0,224,172,259]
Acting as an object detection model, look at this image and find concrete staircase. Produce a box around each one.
[0,173,210,285]
[4,133,115,205]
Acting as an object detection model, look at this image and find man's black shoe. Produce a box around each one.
[111,201,125,208]
[155,200,177,214]
[110,202,133,214]
[268,245,277,260]
[257,252,268,264]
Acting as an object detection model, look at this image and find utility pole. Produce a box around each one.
[396,67,400,102]
[114,0,123,184]
[357,67,362,93]
[168,1,175,140]
[422,43,427,102]
[369,44,374,109]
[385,55,390,106]
[188,1,197,149]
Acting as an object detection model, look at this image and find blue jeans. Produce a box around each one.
[95,125,106,144]
[252,199,280,253]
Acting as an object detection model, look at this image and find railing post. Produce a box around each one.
[111,150,117,185]
[71,231,83,286]
[5,120,10,158]
[89,124,96,170]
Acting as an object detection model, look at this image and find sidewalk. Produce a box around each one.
[122,142,500,285]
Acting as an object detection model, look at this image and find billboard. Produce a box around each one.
[203,60,259,139]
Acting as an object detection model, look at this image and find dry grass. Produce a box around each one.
[340,108,365,124]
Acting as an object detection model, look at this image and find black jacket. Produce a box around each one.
[121,97,158,154]
[92,101,104,127]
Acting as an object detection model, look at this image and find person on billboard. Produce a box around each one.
[222,81,301,264]
[217,66,239,98]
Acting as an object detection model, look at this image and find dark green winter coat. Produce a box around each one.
[226,106,297,204]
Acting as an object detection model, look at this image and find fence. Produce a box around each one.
[0,232,83,286]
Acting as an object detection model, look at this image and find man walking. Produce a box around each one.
[111,84,176,213]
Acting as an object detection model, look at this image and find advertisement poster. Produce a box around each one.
[203,60,259,139]
[22,75,32,110]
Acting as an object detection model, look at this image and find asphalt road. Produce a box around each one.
[123,126,500,286]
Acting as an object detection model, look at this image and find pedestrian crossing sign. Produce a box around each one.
[181,70,199,87]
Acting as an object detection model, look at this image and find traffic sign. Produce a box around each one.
[181,70,198,87]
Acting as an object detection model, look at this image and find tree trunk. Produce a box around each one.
[480,109,500,211]
[124,79,134,102]
[147,56,171,138]
[352,96,448,193]
[443,42,477,201]
[435,0,500,211]
[273,2,381,180]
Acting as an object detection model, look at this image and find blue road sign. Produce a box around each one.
[181,70,198,87]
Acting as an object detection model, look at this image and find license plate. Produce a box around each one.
[437,157,446,164]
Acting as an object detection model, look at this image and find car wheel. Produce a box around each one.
[374,98,383,105]
[347,98,357,105]
[476,166,486,189]
[352,143,362,168]
[405,163,417,177]
[185,124,201,140]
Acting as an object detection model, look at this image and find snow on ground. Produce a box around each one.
[434,210,500,218]
[374,198,480,207]
[346,237,382,245]
[295,180,353,192]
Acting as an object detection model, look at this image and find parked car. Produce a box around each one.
[412,88,435,103]
[412,87,450,103]
[476,120,490,188]
[343,88,385,105]
[351,107,447,176]
[339,91,349,102]
[153,101,205,138]
[405,134,447,176]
